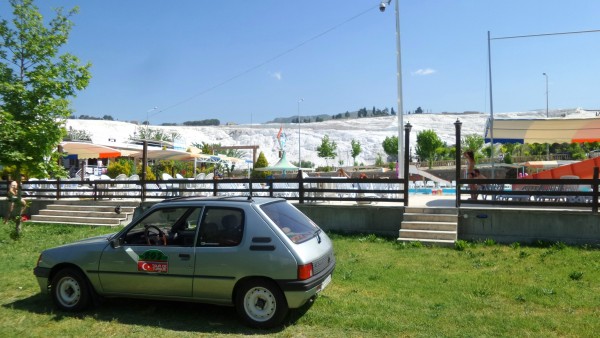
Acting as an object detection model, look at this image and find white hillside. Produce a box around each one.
[67,108,597,168]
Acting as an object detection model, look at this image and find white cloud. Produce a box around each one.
[270,71,282,80]
[412,68,436,76]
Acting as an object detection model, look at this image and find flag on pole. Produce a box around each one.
[276,125,286,150]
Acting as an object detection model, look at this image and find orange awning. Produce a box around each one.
[61,142,122,159]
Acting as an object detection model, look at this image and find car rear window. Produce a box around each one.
[260,201,319,244]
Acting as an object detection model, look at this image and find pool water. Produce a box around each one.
[409,188,456,195]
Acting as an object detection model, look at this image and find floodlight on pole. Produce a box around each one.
[380,0,404,179]
[146,106,158,132]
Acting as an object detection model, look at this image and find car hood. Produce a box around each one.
[53,233,115,249]
[40,233,116,268]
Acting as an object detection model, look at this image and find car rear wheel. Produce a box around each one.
[51,267,91,312]
[235,279,289,329]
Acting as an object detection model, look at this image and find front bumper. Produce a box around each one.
[33,267,51,294]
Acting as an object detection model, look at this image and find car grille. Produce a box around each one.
[312,249,334,275]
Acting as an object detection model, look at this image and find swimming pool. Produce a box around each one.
[409,188,456,195]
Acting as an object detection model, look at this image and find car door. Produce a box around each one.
[98,206,202,298]
[192,207,245,302]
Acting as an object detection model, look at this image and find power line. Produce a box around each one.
[491,29,600,41]
[151,4,379,119]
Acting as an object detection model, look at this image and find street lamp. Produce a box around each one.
[298,98,304,168]
[146,106,158,131]
[543,72,549,160]
[380,0,404,179]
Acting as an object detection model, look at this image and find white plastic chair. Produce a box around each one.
[161,173,177,196]
[127,174,141,197]
[113,174,128,198]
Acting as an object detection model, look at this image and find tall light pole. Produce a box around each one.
[297,98,304,168]
[380,0,404,179]
[543,72,549,160]
[543,73,548,117]
[146,106,158,134]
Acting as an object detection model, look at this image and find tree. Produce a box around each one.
[390,107,396,116]
[134,127,181,143]
[462,134,484,154]
[317,134,337,167]
[382,136,398,162]
[567,142,586,160]
[415,107,424,114]
[251,151,270,179]
[0,0,91,236]
[350,139,362,166]
[415,130,443,168]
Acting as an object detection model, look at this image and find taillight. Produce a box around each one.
[297,263,313,280]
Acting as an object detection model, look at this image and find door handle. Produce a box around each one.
[179,253,190,260]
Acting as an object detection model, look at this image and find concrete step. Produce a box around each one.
[30,214,122,225]
[401,221,457,231]
[39,209,129,219]
[397,237,456,247]
[47,204,135,213]
[399,229,457,241]
[50,200,140,207]
[403,213,458,223]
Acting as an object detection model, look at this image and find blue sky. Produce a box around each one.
[2,0,600,124]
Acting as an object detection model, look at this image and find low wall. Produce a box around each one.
[295,204,403,238]
[2,200,599,245]
[459,208,600,245]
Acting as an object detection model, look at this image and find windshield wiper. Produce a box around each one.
[314,229,322,244]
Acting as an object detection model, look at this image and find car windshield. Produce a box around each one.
[260,201,319,244]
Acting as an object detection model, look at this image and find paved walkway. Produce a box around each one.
[408,194,456,207]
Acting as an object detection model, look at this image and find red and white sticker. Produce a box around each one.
[137,261,168,273]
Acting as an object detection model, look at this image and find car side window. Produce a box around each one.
[123,207,200,247]
[197,207,244,247]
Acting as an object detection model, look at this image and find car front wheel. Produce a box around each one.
[51,267,91,312]
[235,279,289,329]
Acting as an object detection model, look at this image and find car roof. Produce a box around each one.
[157,195,286,206]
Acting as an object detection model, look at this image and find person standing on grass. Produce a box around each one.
[4,181,27,223]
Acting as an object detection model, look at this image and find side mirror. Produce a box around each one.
[110,237,124,248]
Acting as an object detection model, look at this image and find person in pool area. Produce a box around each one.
[464,151,477,199]
[337,168,350,178]
[463,150,476,177]
[467,169,486,200]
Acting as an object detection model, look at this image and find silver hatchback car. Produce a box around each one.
[34,197,335,328]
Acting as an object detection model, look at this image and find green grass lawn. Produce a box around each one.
[0,221,598,337]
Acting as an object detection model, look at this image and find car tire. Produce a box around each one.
[235,279,289,329]
[51,267,91,312]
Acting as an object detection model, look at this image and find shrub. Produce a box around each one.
[483,238,496,246]
[455,240,469,251]
[135,164,156,180]
[569,271,583,281]
[107,159,133,178]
